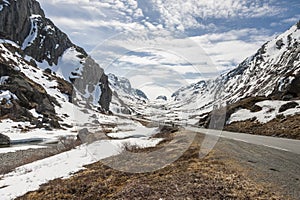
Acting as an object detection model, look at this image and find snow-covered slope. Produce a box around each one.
[166,21,300,126]
[0,0,112,112]
[108,73,148,114]
[0,42,113,134]
[0,0,116,144]
[220,22,300,102]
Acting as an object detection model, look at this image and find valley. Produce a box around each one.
[0,0,300,199]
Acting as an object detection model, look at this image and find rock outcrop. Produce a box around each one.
[0,133,10,145]
[156,95,167,101]
[0,55,60,128]
[0,0,112,126]
[0,0,73,65]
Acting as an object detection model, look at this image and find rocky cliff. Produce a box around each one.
[0,0,73,65]
[108,73,148,114]
[0,0,112,129]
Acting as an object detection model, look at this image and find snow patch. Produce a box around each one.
[29,109,42,118]
[228,100,300,124]
[0,76,9,84]
[83,84,102,106]
[43,25,55,33]
[0,127,163,200]
[108,126,158,139]
[22,15,41,50]
[0,145,46,154]
[37,47,84,81]
[0,90,17,104]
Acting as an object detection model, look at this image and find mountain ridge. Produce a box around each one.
[166,21,300,138]
[0,0,112,131]
[172,21,300,107]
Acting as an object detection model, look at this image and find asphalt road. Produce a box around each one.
[187,127,300,155]
[131,115,300,155]
[181,127,300,199]
[212,136,300,199]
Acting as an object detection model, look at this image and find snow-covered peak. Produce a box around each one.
[166,22,300,124]
[108,73,148,101]
[108,73,149,114]
[109,73,132,94]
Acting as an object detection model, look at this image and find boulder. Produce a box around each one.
[156,95,167,101]
[279,102,299,113]
[0,133,10,145]
[77,128,96,144]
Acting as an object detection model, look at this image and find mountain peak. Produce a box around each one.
[0,0,113,129]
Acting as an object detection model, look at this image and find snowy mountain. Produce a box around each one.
[0,0,112,132]
[167,21,300,136]
[173,21,300,105]
[108,73,148,114]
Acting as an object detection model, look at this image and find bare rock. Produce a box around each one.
[279,102,299,113]
[0,133,10,145]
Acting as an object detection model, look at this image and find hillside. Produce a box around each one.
[0,1,299,199]
[0,0,113,138]
[156,21,300,138]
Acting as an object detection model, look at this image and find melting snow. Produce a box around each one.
[0,125,163,200]
[228,100,300,124]
[0,90,17,103]
[22,15,41,50]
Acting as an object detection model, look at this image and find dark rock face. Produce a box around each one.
[22,15,75,66]
[0,0,112,111]
[72,57,112,111]
[156,95,167,101]
[136,89,148,100]
[0,133,10,145]
[286,74,300,99]
[99,73,112,111]
[0,61,60,128]
[0,0,74,65]
[297,20,300,29]
[279,102,299,113]
[0,0,43,45]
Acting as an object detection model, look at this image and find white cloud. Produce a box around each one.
[190,28,275,70]
[150,0,283,31]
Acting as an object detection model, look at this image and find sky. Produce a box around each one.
[38,0,300,100]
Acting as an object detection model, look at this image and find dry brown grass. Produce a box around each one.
[17,133,285,200]
[225,114,300,140]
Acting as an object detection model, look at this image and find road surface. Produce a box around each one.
[186,126,300,155]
